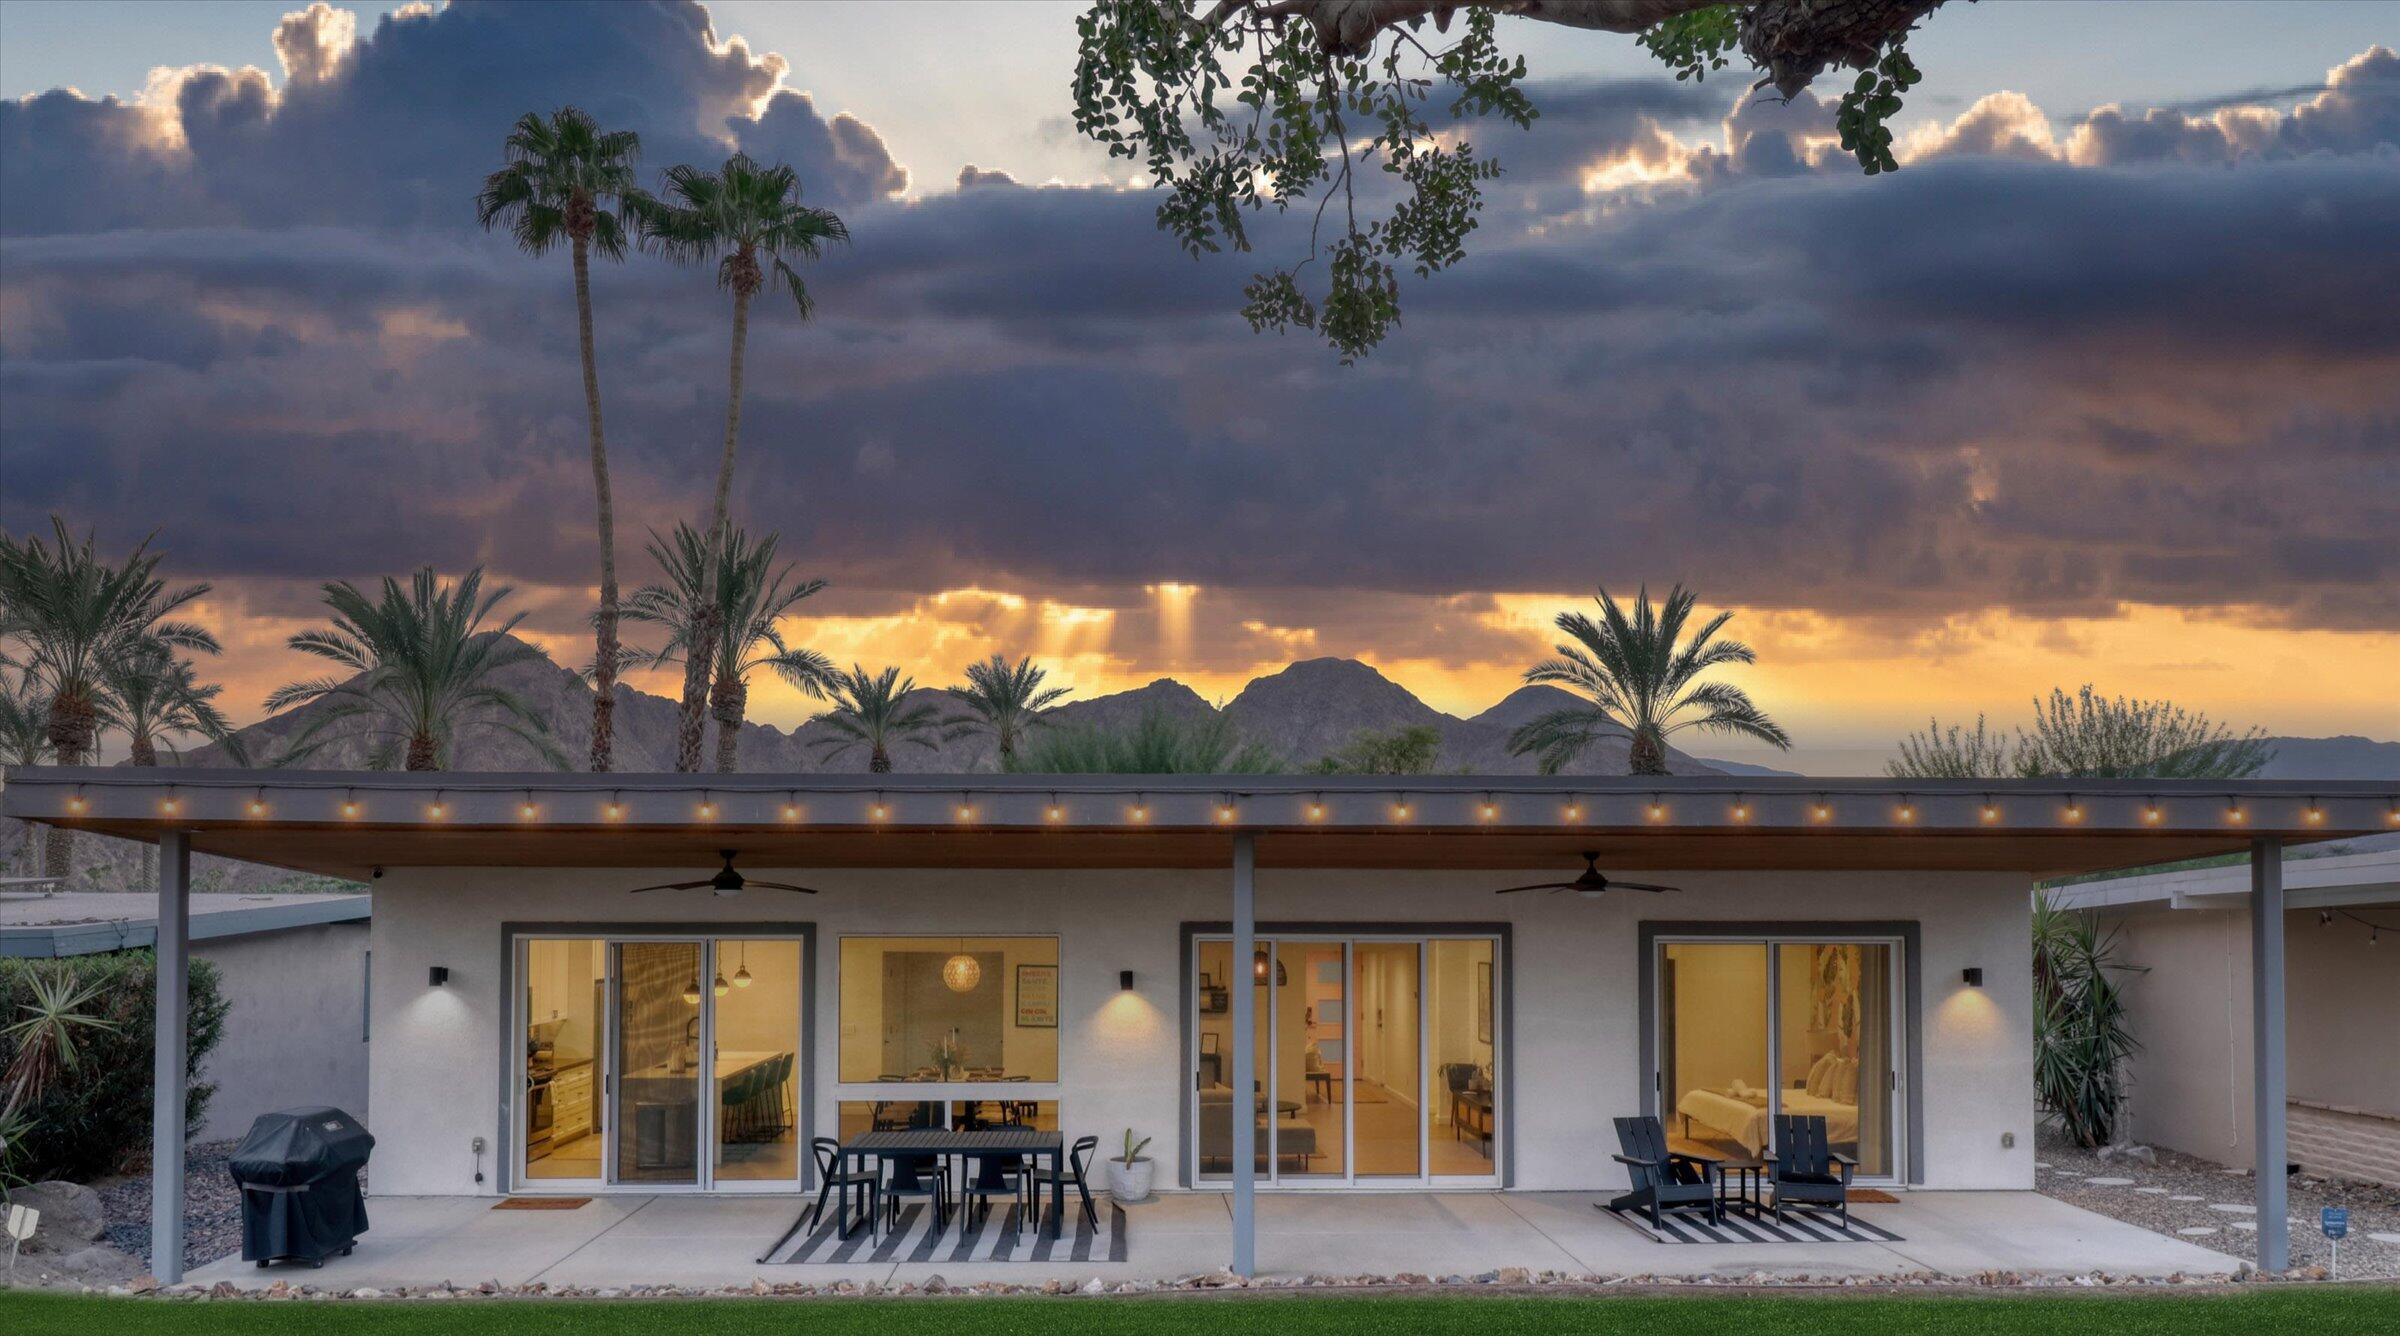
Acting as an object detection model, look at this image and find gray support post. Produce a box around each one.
[1229,833,1257,1278]
[2250,837,2287,1271]
[152,830,192,1284]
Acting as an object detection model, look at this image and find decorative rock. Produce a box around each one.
[2169,1194,2203,1202]
[2207,1203,2258,1214]
[2135,1187,2169,1195]
[2081,1178,2134,1187]
[2176,1227,2218,1236]
[13,1181,106,1250]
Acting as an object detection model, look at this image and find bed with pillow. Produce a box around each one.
[1673,1052,1861,1157]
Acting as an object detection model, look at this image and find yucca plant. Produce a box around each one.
[1,963,118,1118]
[2031,891,2146,1148]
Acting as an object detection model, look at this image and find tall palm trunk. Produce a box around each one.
[405,733,439,772]
[1629,726,1668,776]
[870,741,891,774]
[572,227,622,773]
[129,734,159,767]
[676,271,755,772]
[712,674,746,773]
[40,691,97,880]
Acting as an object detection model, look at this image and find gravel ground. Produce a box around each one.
[2036,1130,2400,1278]
[93,1140,244,1271]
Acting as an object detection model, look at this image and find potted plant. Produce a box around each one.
[1104,1128,1153,1204]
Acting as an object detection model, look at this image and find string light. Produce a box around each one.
[161,790,182,817]
[1391,794,1412,821]
[956,793,975,822]
[1812,796,1833,823]
[2304,798,2323,825]
[1307,794,1326,822]
[1218,796,1239,823]
[340,789,360,820]
[2226,797,2245,824]
[1563,795,1584,823]
[870,793,888,821]
[519,791,539,821]
[1480,794,1499,821]
[1981,795,1999,823]
[696,790,717,821]
[1046,794,1064,822]
[782,793,802,822]
[427,791,448,821]
[65,786,87,816]
[247,789,269,818]
[2142,799,2162,824]
[2318,907,2394,947]
[1130,793,1148,822]
[1730,795,1750,822]
[1648,795,1666,822]
[1896,797,1916,823]
[2063,795,2083,823]
[604,791,624,821]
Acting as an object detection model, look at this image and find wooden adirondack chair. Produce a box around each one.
[1605,1115,1722,1228]
[1769,1114,1856,1227]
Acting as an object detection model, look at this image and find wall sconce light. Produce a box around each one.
[429,966,450,987]
[1962,967,1984,988]
[1119,970,1135,992]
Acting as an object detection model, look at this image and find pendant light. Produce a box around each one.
[942,945,982,993]
[733,940,753,989]
[681,977,702,1006]
[712,968,730,998]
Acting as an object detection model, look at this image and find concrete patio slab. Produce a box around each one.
[183,1189,2244,1292]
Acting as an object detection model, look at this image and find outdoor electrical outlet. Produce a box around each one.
[2002,1132,2016,1149]
[471,1136,486,1153]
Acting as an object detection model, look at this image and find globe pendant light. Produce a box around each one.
[713,970,730,998]
[943,952,982,993]
[733,940,753,988]
[681,978,702,1006]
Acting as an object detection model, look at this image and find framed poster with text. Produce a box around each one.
[1015,963,1059,1028]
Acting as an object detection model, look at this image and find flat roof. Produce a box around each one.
[0,890,371,958]
[2048,845,2400,914]
[5,767,2391,880]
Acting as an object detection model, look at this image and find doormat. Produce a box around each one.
[1604,1204,1901,1245]
[762,1202,1126,1265]
[494,1197,591,1210]
[1850,1188,1900,1204]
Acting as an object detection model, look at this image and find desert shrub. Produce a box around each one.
[0,950,227,1182]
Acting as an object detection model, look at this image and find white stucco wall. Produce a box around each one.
[363,865,2034,1195]
[197,920,370,1141]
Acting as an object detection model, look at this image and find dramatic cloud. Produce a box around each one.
[2,6,2395,734]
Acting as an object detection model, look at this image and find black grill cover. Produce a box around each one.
[230,1107,374,1264]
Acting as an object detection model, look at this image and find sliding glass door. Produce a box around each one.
[1656,935,1901,1181]
[514,933,805,1192]
[1192,932,1499,1188]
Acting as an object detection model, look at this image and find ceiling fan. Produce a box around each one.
[1494,852,1681,898]
[627,851,819,896]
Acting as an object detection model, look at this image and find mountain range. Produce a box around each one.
[184,640,1723,776]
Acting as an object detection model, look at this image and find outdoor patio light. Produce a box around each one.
[428,967,449,987]
[1119,970,1135,991]
[1647,796,1665,821]
[248,791,269,817]
[519,795,538,820]
[870,793,888,820]
[161,791,182,817]
[1047,795,1065,821]
[1730,797,1750,822]
[65,787,87,816]
[1812,798,1833,822]
[1980,797,1999,822]
[1962,968,1983,987]
[2305,799,2323,823]
[426,793,447,820]
[2143,800,2162,823]
[1308,795,1325,821]
[1392,795,1411,820]
[2226,798,2246,823]
[1130,795,1149,821]
[1896,799,1916,822]
[2063,797,2083,823]
[1219,799,1239,822]
[340,790,359,819]
[604,792,624,820]
[957,799,975,822]
[782,797,802,821]
[1563,797,1583,822]
[1480,795,1498,820]
[697,792,718,820]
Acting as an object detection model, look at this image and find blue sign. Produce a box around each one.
[2321,1206,2349,1239]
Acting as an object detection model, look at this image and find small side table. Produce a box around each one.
[1717,1157,1768,1218]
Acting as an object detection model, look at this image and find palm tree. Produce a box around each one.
[1507,584,1790,776]
[100,643,248,766]
[268,566,566,771]
[0,519,218,876]
[0,671,51,876]
[637,153,848,771]
[810,666,950,773]
[621,523,835,773]
[477,107,650,774]
[946,654,1071,768]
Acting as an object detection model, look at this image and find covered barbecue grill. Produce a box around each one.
[228,1107,374,1266]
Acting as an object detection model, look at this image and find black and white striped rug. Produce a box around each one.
[1605,1204,1902,1244]
[762,1202,1127,1265]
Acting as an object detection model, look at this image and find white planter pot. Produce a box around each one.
[1104,1156,1154,1204]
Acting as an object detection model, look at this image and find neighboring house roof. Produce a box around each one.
[0,891,371,959]
[2048,847,2400,914]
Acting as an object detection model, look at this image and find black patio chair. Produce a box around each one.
[805,1136,878,1238]
[1063,1134,1101,1232]
[962,1124,1033,1228]
[1769,1114,1855,1228]
[1604,1115,1721,1229]
[881,1151,950,1232]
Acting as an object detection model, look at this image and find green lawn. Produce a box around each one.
[4,1288,2397,1335]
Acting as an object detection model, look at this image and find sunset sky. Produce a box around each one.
[3,1,2395,772]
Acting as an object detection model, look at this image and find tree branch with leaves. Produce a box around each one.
[1074,0,1945,359]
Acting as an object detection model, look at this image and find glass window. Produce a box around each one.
[1663,943,1772,1161]
[1427,938,1496,1177]
[713,939,802,1183]
[522,938,603,1181]
[838,937,1060,1083]
[836,1100,1059,1140]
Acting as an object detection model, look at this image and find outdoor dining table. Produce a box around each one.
[838,1127,1069,1239]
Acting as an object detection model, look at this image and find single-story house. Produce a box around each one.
[2048,845,2399,1185]
[0,887,370,1142]
[7,766,2389,1283]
